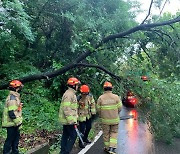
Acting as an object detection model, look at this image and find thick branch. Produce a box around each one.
[0,63,121,90]
[0,63,77,90]
[74,51,92,63]
[76,63,122,81]
[0,16,180,90]
[102,16,180,43]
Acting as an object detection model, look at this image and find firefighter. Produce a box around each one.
[97,81,122,154]
[2,80,24,154]
[59,77,80,154]
[77,85,96,148]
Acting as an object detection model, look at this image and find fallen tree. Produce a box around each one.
[0,15,180,90]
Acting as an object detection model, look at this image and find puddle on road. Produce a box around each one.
[118,107,154,154]
[118,107,180,154]
[80,106,179,154]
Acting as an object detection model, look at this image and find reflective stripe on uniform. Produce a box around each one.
[70,103,77,109]
[67,115,77,122]
[2,110,22,127]
[110,138,117,144]
[8,105,18,111]
[104,141,109,146]
[91,99,95,103]
[117,102,122,108]
[60,116,77,124]
[91,108,96,113]
[78,116,86,122]
[61,102,77,109]
[2,91,23,128]
[59,118,67,124]
[2,121,15,127]
[101,117,119,124]
[100,104,118,110]
[61,102,71,106]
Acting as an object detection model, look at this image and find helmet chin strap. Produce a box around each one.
[68,84,77,90]
[17,88,22,93]
[81,93,89,95]
[15,86,23,93]
[8,87,16,92]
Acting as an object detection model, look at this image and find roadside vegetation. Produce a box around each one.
[0,0,179,152]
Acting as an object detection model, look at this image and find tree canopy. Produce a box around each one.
[0,0,180,146]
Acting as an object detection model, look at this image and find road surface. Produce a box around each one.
[86,106,154,154]
[81,106,180,154]
[118,107,154,154]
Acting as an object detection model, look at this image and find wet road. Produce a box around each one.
[118,107,154,154]
[86,106,154,154]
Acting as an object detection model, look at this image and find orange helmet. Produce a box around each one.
[141,76,148,81]
[80,85,90,93]
[67,77,80,86]
[9,80,23,88]
[103,81,113,88]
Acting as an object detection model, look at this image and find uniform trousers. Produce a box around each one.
[60,125,77,154]
[79,117,92,141]
[102,124,118,148]
[3,126,20,154]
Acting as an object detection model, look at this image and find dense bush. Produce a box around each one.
[0,0,179,149]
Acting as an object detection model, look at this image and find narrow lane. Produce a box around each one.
[81,106,180,154]
[85,135,105,154]
[118,106,154,154]
[85,106,154,154]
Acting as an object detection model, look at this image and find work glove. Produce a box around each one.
[17,103,23,112]
[74,124,78,130]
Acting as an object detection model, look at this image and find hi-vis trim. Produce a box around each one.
[8,105,18,111]
[110,138,117,144]
[61,102,77,109]
[101,117,120,124]
[100,104,118,110]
